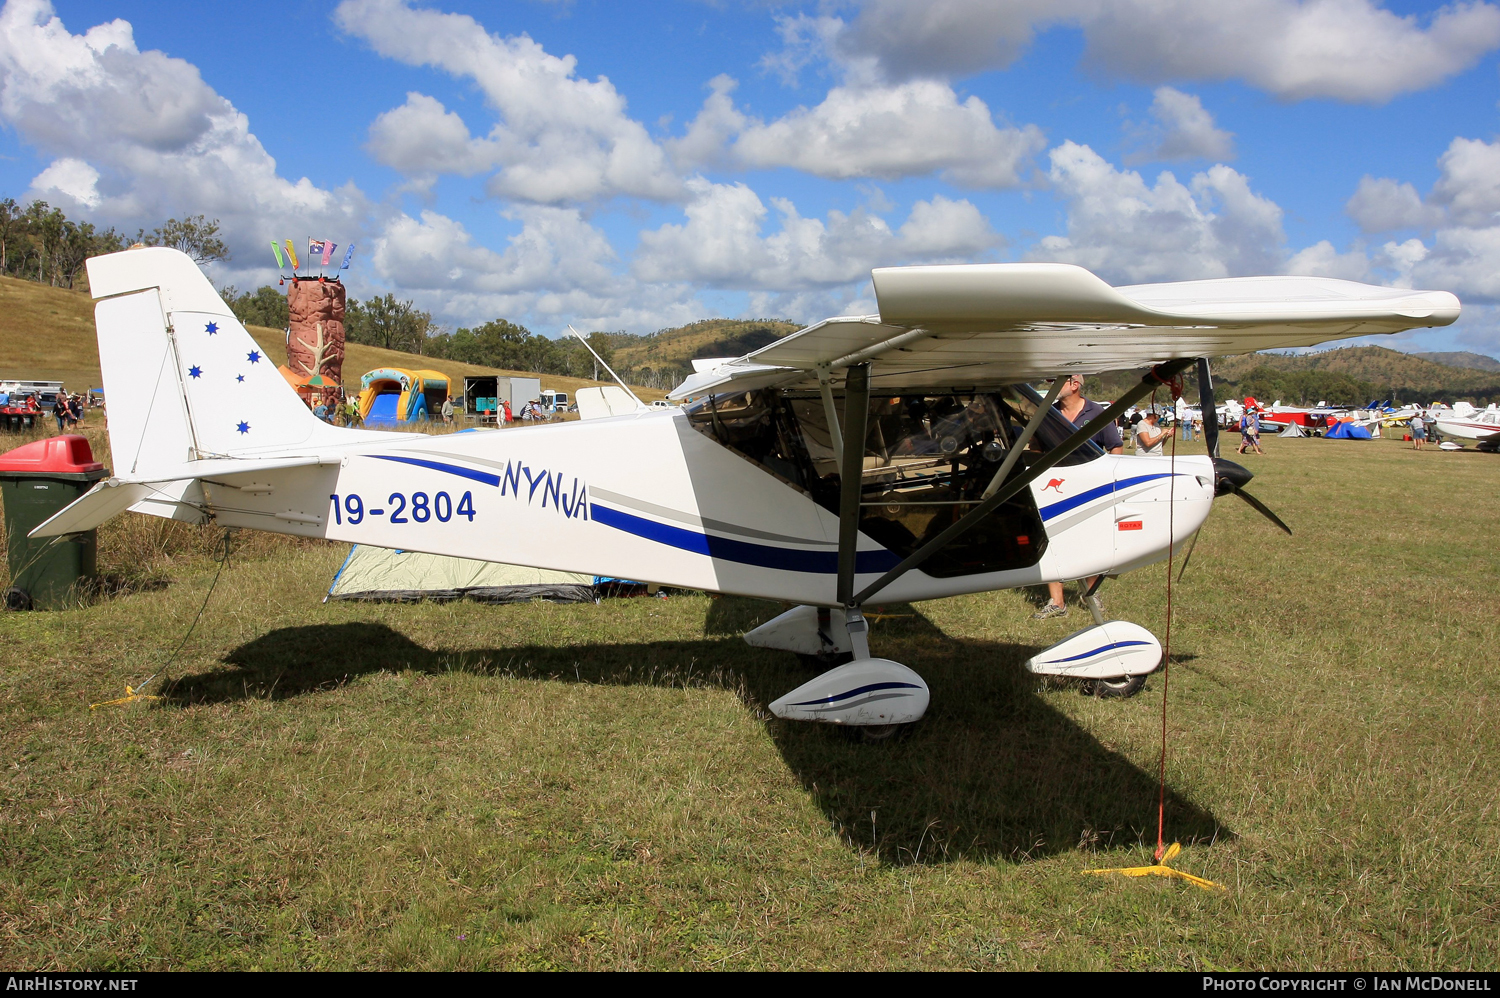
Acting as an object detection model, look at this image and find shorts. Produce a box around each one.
[1412,426,1426,439]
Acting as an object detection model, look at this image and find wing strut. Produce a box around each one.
[817,364,844,465]
[851,358,1195,606]
[835,362,871,609]
[833,363,874,658]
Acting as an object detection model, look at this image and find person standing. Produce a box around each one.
[1237,407,1265,455]
[51,391,67,434]
[1135,411,1174,455]
[1032,374,1123,620]
[441,396,455,425]
[1410,411,1426,450]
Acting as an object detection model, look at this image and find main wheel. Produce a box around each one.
[4,586,33,612]
[1088,674,1148,699]
[858,723,902,742]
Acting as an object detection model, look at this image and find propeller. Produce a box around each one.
[1179,359,1292,581]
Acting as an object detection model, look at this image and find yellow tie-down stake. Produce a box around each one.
[1083,842,1226,892]
[90,675,163,710]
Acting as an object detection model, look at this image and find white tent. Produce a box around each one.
[1280,421,1307,437]
[326,545,597,604]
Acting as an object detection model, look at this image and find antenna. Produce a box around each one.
[567,324,645,409]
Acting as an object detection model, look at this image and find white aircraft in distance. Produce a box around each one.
[32,249,1460,737]
[1434,402,1500,450]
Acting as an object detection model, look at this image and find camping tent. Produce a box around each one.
[326,545,596,603]
[1280,420,1307,437]
[1325,421,1372,439]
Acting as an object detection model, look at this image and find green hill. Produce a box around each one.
[1208,346,1500,404]
[1414,350,1500,373]
[606,318,801,390]
[0,275,663,401]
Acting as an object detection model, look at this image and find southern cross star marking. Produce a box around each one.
[247,350,261,364]
[236,374,245,383]
[205,322,218,335]
[188,366,202,379]
[236,421,250,435]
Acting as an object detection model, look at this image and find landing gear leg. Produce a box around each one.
[766,363,930,734]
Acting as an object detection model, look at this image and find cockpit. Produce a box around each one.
[685,385,1103,578]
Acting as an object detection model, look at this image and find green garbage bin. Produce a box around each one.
[0,435,108,610]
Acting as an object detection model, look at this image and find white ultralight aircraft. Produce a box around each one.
[33,249,1461,736]
[1434,402,1500,450]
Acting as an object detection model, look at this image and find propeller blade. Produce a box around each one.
[1235,488,1292,535]
[1176,528,1202,581]
[1197,357,1219,459]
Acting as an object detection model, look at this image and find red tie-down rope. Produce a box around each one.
[1084,376,1223,890]
[1156,384,1177,863]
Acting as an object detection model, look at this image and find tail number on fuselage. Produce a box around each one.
[329,491,475,525]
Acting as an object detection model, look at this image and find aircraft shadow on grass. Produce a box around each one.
[173,598,1229,865]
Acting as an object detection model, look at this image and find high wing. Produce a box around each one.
[669,264,1460,399]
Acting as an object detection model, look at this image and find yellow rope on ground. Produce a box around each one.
[90,675,162,710]
[1082,842,1227,892]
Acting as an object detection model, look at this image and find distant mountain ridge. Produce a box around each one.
[1414,351,1500,373]
[604,318,801,390]
[1210,346,1499,400]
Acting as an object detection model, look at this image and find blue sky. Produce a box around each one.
[2,0,1498,356]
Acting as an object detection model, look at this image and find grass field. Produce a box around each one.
[0,423,1496,970]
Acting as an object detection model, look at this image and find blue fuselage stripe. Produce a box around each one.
[791,681,922,707]
[1039,473,1181,521]
[1040,639,1152,664]
[371,454,501,487]
[590,503,901,575]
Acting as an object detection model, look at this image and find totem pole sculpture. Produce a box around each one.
[275,238,354,407]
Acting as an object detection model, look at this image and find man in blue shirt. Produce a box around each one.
[1034,375,1123,620]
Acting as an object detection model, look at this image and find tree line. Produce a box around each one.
[0,197,230,290]
[221,286,621,380]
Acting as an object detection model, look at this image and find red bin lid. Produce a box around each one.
[0,434,105,473]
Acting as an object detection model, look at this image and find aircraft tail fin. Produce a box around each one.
[87,248,344,479]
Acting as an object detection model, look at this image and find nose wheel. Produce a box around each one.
[1081,674,1148,699]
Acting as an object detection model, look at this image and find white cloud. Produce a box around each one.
[1125,87,1235,164]
[0,0,367,285]
[674,77,1045,187]
[1429,136,1500,228]
[1346,176,1440,232]
[335,0,682,204]
[1027,141,1284,283]
[634,179,999,290]
[368,206,706,332]
[1346,137,1500,304]
[806,0,1500,103]
[366,92,498,178]
[30,157,100,207]
[664,74,746,172]
[1285,240,1370,281]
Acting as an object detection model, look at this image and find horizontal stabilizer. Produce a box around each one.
[29,479,158,537]
[28,454,338,538]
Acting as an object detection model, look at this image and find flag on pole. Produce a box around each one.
[340,243,354,269]
[284,239,299,270]
[321,241,337,267]
[308,238,325,263]
[271,241,287,268]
